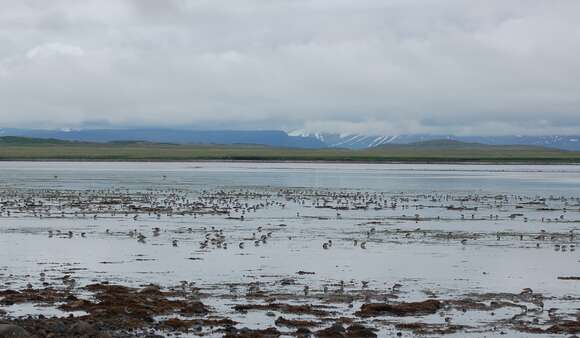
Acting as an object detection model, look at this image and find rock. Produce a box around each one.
[346,324,377,338]
[179,301,209,315]
[51,320,66,334]
[316,323,345,337]
[223,327,281,338]
[139,284,161,294]
[68,321,96,335]
[546,320,580,334]
[96,332,113,338]
[275,316,318,328]
[315,323,377,338]
[0,324,30,338]
[356,300,442,317]
[296,327,312,334]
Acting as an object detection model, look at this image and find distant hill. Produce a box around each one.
[0,136,76,145]
[376,139,560,151]
[2,128,580,151]
[0,128,325,148]
[0,136,578,162]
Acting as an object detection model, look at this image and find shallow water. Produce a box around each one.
[0,161,579,337]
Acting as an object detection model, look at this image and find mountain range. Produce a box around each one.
[289,131,580,151]
[1,128,580,151]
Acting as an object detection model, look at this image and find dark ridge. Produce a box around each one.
[0,136,78,145]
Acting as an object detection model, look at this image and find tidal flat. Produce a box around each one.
[0,162,579,337]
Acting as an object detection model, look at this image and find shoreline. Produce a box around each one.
[1,158,580,165]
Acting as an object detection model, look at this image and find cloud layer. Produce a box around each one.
[1,0,579,135]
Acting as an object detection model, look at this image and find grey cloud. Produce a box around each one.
[0,0,579,135]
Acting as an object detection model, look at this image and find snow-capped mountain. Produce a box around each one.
[289,130,402,148]
[289,131,580,150]
[288,131,446,149]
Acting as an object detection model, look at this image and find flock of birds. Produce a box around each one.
[0,187,578,254]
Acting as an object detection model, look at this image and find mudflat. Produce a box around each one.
[0,162,579,337]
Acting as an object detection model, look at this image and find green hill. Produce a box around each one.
[0,136,578,162]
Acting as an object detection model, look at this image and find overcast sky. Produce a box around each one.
[1,0,579,135]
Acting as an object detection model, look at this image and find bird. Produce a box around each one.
[137,233,146,243]
[392,283,402,292]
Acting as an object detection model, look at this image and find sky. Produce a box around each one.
[0,0,579,135]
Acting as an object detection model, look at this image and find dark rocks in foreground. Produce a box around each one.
[356,299,442,317]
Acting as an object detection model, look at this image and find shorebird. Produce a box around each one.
[521,288,533,295]
[338,280,345,293]
[137,233,146,243]
[392,283,402,292]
